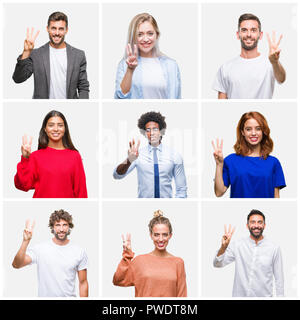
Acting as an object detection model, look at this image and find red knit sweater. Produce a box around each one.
[14,147,88,198]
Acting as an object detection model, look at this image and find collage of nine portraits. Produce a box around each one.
[1,2,298,299]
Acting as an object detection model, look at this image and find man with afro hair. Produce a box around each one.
[113,111,187,198]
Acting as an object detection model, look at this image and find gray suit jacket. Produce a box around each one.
[12,42,89,99]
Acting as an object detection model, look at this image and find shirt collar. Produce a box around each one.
[248,235,265,246]
[148,143,163,153]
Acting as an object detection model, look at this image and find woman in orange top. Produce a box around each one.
[113,210,187,297]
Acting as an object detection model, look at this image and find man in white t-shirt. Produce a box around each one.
[13,12,89,99]
[213,13,286,99]
[12,209,88,297]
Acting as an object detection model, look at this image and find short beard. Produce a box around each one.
[49,34,65,47]
[240,37,259,51]
[53,229,70,241]
[249,227,263,239]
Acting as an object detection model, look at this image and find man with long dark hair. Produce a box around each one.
[12,12,89,99]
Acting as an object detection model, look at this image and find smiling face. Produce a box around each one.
[53,219,70,242]
[145,121,161,146]
[136,21,157,57]
[247,214,265,240]
[241,118,263,147]
[47,20,68,47]
[45,116,65,144]
[150,223,172,251]
[237,19,262,51]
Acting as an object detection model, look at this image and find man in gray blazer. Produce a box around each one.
[13,12,89,99]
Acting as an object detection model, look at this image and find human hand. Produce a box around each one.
[23,219,35,242]
[221,224,235,250]
[212,139,224,166]
[122,233,132,251]
[127,139,140,163]
[23,27,40,54]
[126,43,138,70]
[21,135,33,159]
[267,31,283,64]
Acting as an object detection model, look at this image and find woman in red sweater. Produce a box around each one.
[14,110,87,198]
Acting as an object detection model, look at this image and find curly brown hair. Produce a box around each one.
[234,111,273,159]
[48,209,74,231]
[148,210,172,234]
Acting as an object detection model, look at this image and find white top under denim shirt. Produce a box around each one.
[113,143,187,198]
[114,55,181,99]
[213,236,284,297]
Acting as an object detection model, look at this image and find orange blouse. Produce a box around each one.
[113,250,187,297]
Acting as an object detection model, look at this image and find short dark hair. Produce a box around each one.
[48,12,68,28]
[238,13,261,32]
[137,111,167,131]
[49,209,74,231]
[247,209,265,223]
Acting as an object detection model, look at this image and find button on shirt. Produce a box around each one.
[113,144,187,198]
[213,237,284,297]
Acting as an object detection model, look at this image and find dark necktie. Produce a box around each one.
[153,147,160,198]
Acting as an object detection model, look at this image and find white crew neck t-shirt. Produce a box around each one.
[213,54,276,99]
[27,240,88,297]
[49,45,67,99]
[140,57,167,99]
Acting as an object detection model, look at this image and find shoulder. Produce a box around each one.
[159,56,179,68]
[172,256,185,265]
[31,43,49,56]
[263,238,280,250]
[69,243,86,254]
[265,155,280,162]
[162,144,182,159]
[66,43,85,55]
[224,153,239,161]
[218,56,241,70]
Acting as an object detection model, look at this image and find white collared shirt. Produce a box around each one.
[113,143,187,198]
[213,236,284,297]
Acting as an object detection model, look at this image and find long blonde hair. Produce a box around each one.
[125,13,162,58]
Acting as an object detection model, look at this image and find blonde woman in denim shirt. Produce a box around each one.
[114,13,181,99]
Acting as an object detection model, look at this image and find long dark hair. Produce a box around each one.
[38,110,77,151]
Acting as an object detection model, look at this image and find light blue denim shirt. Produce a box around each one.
[113,143,187,198]
[114,56,181,99]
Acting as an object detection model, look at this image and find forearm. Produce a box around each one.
[217,245,227,257]
[116,158,132,175]
[218,92,227,99]
[12,240,30,268]
[21,50,32,60]
[214,164,226,197]
[271,61,286,83]
[79,280,89,297]
[120,68,134,95]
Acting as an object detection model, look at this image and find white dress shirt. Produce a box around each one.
[113,143,187,198]
[213,236,284,297]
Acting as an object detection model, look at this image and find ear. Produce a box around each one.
[241,130,245,137]
[236,31,241,40]
[259,31,263,40]
[169,233,173,240]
